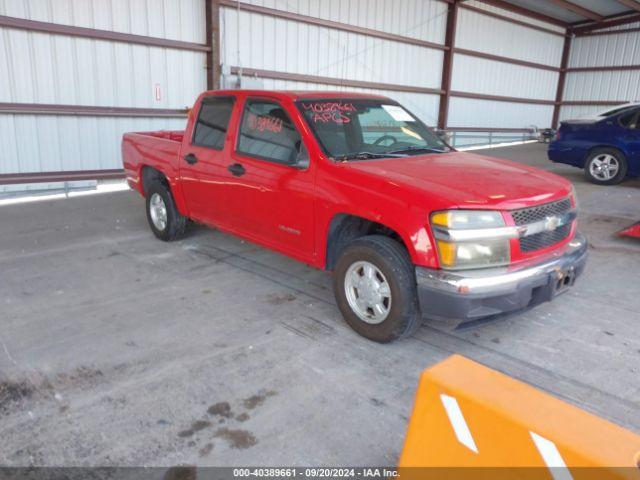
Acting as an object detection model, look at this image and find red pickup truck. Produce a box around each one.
[122,90,587,342]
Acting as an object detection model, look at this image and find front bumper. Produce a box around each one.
[415,232,588,321]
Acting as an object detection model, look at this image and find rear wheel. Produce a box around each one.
[333,235,421,343]
[145,182,188,241]
[584,148,627,185]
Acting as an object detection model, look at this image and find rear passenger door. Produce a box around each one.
[179,95,236,225]
[225,97,316,261]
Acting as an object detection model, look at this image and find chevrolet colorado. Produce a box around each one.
[122,90,587,342]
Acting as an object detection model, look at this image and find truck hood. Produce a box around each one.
[343,151,572,210]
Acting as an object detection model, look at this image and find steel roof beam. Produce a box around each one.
[546,0,603,22]
[615,0,640,13]
[472,0,569,27]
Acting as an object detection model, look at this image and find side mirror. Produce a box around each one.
[292,142,310,169]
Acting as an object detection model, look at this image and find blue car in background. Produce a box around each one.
[549,104,640,185]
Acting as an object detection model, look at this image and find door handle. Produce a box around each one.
[184,153,198,165]
[227,163,246,177]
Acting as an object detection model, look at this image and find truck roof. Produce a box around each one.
[202,89,391,101]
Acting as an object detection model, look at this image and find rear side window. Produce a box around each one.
[237,99,302,164]
[619,109,640,129]
[603,105,634,117]
[192,96,235,149]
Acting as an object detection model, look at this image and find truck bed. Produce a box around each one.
[134,130,185,143]
[122,130,185,194]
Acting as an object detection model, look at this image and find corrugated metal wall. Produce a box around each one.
[220,0,446,126]
[0,0,205,38]
[221,0,565,135]
[225,74,441,127]
[0,0,206,193]
[448,0,563,129]
[6,0,612,194]
[232,0,448,43]
[560,23,640,122]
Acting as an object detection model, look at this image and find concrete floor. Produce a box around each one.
[1,143,639,467]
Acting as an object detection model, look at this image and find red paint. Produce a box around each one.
[122,90,574,270]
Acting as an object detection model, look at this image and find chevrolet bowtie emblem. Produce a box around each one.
[544,215,561,231]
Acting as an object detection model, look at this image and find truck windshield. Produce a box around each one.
[296,99,450,160]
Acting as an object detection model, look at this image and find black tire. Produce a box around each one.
[333,235,421,343]
[145,182,188,241]
[584,148,627,185]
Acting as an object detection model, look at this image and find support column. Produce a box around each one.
[206,0,222,90]
[552,32,572,129]
[437,0,459,130]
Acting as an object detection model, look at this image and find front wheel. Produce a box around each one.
[584,148,627,185]
[333,235,421,343]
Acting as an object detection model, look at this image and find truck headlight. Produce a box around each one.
[431,210,515,270]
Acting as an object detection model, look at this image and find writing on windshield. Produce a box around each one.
[302,102,357,124]
[297,99,449,160]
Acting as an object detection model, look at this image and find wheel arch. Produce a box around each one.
[583,144,628,166]
[140,165,170,196]
[324,213,416,270]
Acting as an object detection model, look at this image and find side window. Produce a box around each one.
[192,96,235,149]
[619,110,640,129]
[237,99,304,165]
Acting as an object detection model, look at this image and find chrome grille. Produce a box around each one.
[511,198,573,253]
[520,223,572,252]
[512,198,571,226]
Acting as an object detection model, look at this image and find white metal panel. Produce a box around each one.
[0,27,206,108]
[237,0,448,44]
[0,0,206,43]
[0,180,97,194]
[563,71,640,102]
[563,25,640,121]
[448,97,554,129]
[450,131,533,148]
[597,20,640,33]
[0,1,205,190]
[569,32,640,68]
[221,7,444,89]
[558,105,605,122]
[452,54,559,100]
[456,3,565,66]
[0,114,188,174]
[224,75,441,126]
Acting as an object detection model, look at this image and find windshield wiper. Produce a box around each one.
[333,152,406,161]
[387,146,449,155]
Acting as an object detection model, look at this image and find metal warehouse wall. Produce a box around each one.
[10,0,634,192]
[449,0,563,131]
[219,0,447,126]
[560,21,640,122]
[219,0,566,148]
[0,0,207,193]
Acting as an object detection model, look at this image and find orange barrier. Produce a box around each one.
[619,222,640,239]
[399,355,640,480]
